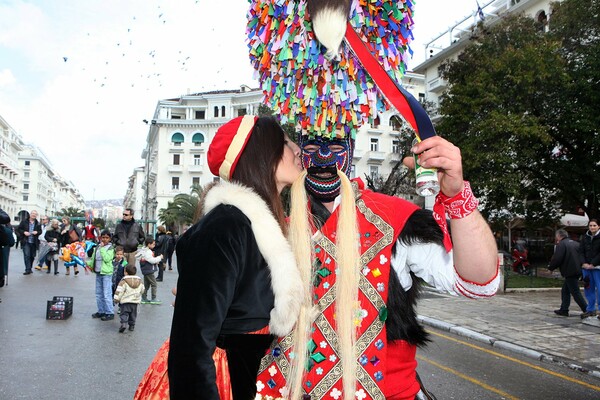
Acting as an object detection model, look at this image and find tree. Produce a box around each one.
[58,207,84,218]
[548,0,600,218]
[92,218,105,230]
[435,9,600,228]
[157,185,204,231]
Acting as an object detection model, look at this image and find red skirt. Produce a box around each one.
[133,338,232,400]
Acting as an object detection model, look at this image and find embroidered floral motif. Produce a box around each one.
[330,388,342,399]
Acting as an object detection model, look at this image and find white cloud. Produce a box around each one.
[0,69,16,86]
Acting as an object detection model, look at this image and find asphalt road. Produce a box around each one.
[0,248,177,400]
[417,327,600,399]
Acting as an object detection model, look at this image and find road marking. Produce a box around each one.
[430,330,600,392]
[417,354,520,400]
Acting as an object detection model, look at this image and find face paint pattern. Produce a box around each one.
[300,136,353,202]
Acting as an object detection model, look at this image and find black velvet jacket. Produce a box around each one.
[168,182,302,400]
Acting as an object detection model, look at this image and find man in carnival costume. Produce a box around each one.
[248,0,499,399]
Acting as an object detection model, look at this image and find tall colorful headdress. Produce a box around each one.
[247,0,435,140]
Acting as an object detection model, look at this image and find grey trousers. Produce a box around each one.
[119,303,138,327]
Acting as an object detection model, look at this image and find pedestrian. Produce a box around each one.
[88,229,116,321]
[111,246,127,296]
[59,216,82,275]
[134,115,304,400]
[549,229,587,317]
[83,220,100,243]
[113,208,145,268]
[165,230,176,270]
[579,219,600,318]
[34,215,50,271]
[17,210,41,275]
[136,237,163,305]
[113,264,144,333]
[1,209,14,298]
[256,131,499,399]
[154,225,169,282]
[44,219,62,275]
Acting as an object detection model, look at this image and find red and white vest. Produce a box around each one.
[256,183,423,399]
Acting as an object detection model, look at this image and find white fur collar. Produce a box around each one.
[203,181,303,336]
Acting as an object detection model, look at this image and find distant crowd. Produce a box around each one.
[0,207,179,332]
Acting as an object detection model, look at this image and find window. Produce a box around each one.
[193,154,202,166]
[371,116,380,128]
[418,93,425,102]
[369,166,379,179]
[195,110,205,120]
[24,160,30,166]
[171,115,181,119]
[192,177,200,186]
[23,195,28,201]
[213,177,220,183]
[171,177,180,191]
[214,106,219,118]
[370,138,379,152]
[350,165,356,179]
[237,109,247,117]
[23,183,29,190]
[173,154,180,165]
[24,172,29,178]
[171,132,184,146]
[392,139,400,154]
[221,106,226,117]
[390,116,402,131]
[192,133,205,146]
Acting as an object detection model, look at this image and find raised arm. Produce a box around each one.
[404,136,498,284]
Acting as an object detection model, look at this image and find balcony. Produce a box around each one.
[387,153,402,164]
[367,151,386,164]
[188,165,204,173]
[167,165,183,173]
[353,149,364,161]
[427,77,447,93]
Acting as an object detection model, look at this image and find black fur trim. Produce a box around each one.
[386,269,430,346]
[398,209,444,246]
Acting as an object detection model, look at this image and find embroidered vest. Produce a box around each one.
[256,184,419,399]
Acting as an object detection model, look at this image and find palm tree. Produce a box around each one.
[158,184,205,232]
[58,207,84,218]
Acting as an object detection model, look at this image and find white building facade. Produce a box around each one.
[135,86,264,223]
[16,144,85,219]
[0,115,23,221]
[1,112,86,222]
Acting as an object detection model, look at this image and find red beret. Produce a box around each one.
[207,115,259,180]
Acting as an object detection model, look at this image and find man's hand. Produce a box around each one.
[403,136,464,198]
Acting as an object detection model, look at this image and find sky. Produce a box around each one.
[0,0,482,201]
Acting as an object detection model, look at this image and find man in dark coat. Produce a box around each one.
[17,210,41,275]
[113,208,145,268]
[549,229,587,317]
[1,208,14,291]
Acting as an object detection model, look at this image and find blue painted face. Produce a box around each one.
[299,136,353,202]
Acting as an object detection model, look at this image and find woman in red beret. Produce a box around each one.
[134,115,304,400]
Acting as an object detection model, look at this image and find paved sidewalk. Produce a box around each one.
[417,287,600,378]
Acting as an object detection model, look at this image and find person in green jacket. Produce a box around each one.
[88,229,116,321]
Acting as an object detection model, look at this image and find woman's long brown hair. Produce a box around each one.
[232,116,287,234]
